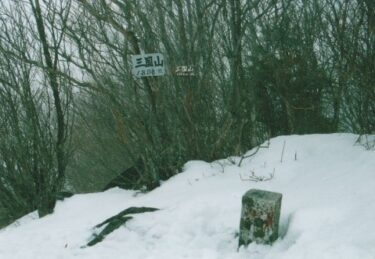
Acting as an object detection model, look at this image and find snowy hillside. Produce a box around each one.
[1,134,375,259]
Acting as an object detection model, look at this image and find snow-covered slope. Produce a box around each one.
[1,134,375,259]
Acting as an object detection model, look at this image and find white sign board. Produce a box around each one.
[131,53,165,77]
[175,65,195,76]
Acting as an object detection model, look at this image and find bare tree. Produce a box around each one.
[0,0,74,219]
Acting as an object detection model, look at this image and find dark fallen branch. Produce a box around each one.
[85,206,159,247]
[95,207,159,228]
[87,216,133,247]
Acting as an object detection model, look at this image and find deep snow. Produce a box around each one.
[0,134,375,259]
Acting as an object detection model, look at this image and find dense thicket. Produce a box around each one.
[0,0,73,224]
[67,0,374,190]
[0,0,373,224]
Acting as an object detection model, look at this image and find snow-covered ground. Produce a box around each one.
[1,134,375,259]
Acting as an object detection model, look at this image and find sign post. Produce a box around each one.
[175,65,195,76]
[131,53,165,77]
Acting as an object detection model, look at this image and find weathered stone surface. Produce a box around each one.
[238,189,282,247]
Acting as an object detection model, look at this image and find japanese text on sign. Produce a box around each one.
[175,66,195,76]
[131,53,165,77]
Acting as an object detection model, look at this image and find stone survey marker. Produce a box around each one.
[238,189,282,247]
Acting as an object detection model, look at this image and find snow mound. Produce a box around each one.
[1,134,375,259]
